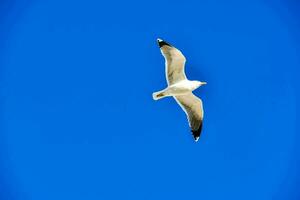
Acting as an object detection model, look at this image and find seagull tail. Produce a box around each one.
[152,91,166,100]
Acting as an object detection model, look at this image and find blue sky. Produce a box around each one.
[1,0,300,199]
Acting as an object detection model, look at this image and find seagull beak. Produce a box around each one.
[202,82,207,85]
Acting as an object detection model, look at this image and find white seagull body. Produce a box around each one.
[153,39,207,141]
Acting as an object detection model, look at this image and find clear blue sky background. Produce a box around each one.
[1,0,300,199]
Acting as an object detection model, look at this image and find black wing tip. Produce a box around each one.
[192,123,203,142]
[157,38,171,48]
[192,131,200,142]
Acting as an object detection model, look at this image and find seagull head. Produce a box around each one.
[194,81,207,87]
[191,81,207,90]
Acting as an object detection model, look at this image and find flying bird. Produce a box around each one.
[153,39,207,142]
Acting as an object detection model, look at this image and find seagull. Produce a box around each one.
[152,38,207,142]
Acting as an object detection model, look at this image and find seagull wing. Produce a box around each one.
[175,93,204,141]
[157,39,187,85]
